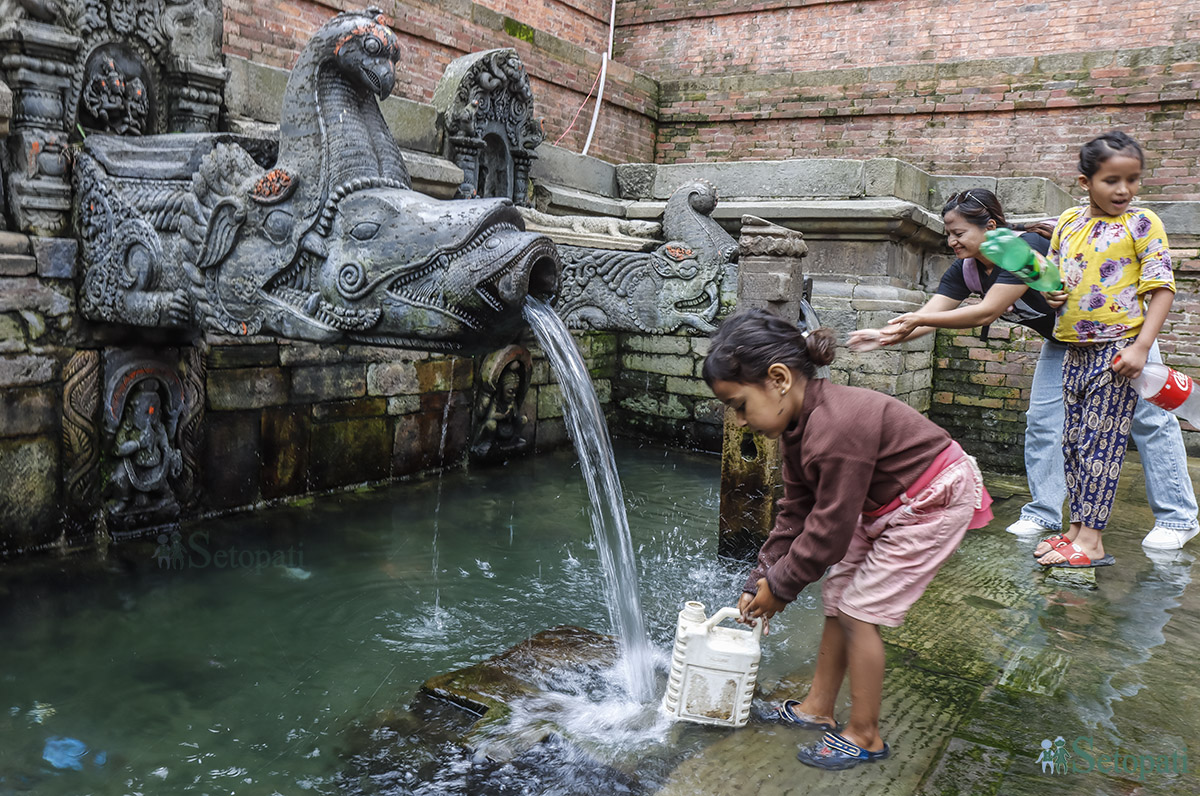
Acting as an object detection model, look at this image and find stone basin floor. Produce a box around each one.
[655,450,1200,796]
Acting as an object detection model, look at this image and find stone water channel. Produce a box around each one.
[1,445,1197,795]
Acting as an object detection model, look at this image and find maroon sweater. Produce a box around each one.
[744,379,952,602]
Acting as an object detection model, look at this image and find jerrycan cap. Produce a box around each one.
[680,601,706,622]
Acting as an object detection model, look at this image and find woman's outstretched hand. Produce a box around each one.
[738,578,786,636]
[848,328,885,352]
[884,312,923,340]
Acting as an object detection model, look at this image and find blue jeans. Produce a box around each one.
[1020,340,1198,530]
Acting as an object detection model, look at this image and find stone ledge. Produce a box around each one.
[533,183,633,217]
[530,144,619,198]
[651,159,867,201]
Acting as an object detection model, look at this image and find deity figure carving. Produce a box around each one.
[0,0,227,234]
[109,378,183,515]
[471,346,533,462]
[81,58,150,135]
[554,180,739,334]
[74,8,560,352]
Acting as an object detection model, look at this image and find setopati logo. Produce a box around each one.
[1036,735,1188,780]
[152,530,306,574]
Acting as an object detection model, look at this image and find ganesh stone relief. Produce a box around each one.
[102,353,189,529]
[471,345,533,463]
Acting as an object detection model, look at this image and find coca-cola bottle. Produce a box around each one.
[1116,357,1200,427]
[980,229,1063,292]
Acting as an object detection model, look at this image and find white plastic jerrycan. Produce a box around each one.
[661,601,762,728]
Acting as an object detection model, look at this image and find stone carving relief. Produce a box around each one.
[62,349,101,527]
[554,180,739,334]
[74,8,560,353]
[80,53,151,135]
[102,352,187,527]
[176,344,206,509]
[0,0,225,234]
[520,206,661,251]
[434,48,544,206]
[471,345,533,463]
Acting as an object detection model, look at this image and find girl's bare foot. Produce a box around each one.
[1033,531,1076,558]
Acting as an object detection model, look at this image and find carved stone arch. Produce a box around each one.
[434,49,545,207]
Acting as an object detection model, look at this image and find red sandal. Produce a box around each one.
[1040,542,1115,568]
[1032,534,1071,559]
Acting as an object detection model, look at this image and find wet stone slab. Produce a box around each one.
[657,662,982,796]
[653,452,1200,796]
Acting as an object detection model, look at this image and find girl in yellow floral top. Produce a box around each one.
[1034,131,1177,569]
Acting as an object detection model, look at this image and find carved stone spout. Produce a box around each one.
[73,8,560,352]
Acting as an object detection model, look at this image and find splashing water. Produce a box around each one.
[523,297,655,701]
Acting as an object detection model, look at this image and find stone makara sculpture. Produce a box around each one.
[74,8,560,352]
[554,180,738,334]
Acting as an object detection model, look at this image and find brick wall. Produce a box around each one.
[927,316,1044,473]
[615,0,1200,76]
[652,47,1200,199]
[614,333,724,452]
[611,0,1200,199]
[221,0,657,164]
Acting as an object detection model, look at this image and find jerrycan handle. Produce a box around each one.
[701,606,764,641]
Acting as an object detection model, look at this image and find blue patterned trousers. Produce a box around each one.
[1062,339,1138,530]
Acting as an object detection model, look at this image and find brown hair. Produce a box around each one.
[941,189,1009,229]
[702,308,836,385]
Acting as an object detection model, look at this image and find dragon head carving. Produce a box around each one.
[74,9,561,353]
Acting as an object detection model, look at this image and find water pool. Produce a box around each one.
[0,442,823,795]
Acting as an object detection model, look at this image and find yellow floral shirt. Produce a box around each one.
[1051,205,1175,343]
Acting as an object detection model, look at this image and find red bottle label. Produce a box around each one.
[1150,368,1194,411]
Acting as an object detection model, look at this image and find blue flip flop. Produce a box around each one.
[797,731,890,770]
[775,699,838,731]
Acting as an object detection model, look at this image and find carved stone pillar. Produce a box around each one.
[0,21,80,236]
[165,57,226,133]
[449,135,482,199]
[735,215,811,324]
[512,149,533,208]
[717,215,813,558]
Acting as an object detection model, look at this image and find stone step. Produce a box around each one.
[0,253,36,276]
[0,231,32,256]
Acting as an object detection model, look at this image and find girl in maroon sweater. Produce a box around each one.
[704,308,992,770]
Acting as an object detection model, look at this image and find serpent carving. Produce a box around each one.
[554,180,738,334]
[75,7,560,352]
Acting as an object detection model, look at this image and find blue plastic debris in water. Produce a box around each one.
[42,736,88,770]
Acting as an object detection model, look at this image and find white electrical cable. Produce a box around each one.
[581,0,616,156]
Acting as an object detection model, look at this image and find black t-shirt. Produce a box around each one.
[934,231,1058,341]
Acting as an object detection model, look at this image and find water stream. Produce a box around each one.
[523,298,655,702]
